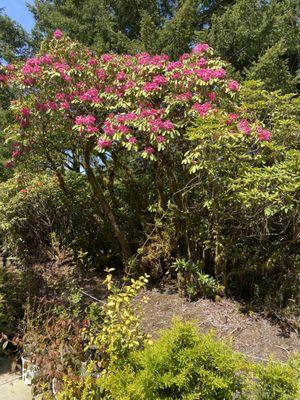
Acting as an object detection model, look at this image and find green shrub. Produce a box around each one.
[100,320,246,400]
[57,318,300,400]
[253,356,300,400]
[0,172,114,264]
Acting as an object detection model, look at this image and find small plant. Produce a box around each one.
[86,270,150,367]
[20,290,86,397]
[57,272,150,399]
[171,258,224,300]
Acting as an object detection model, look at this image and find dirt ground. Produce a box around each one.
[136,287,300,362]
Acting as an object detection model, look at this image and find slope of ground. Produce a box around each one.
[136,287,300,362]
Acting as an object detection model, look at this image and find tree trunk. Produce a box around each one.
[83,144,132,261]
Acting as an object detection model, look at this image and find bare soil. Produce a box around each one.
[135,286,300,362]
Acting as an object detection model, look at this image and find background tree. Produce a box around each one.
[0,9,32,182]
[28,0,237,57]
[0,8,31,63]
[207,0,300,92]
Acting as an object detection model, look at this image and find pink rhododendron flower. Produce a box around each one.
[162,120,174,131]
[21,107,30,117]
[5,161,13,169]
[61,73,72,82]
[21,59,41,75]
[141,109,159,118]
[101,54,114,62]
[96,69,106,80]
[192,102,211,117]
[124,80,135,90]
[79,88,99,102]
[75,65,84,72]
[86,125,99,133]
[144,82,159,92]
[192,43,209,54]
[171,72,181,80]
[60,101,70,110]
[144,146,154,155]
[124,112,137,121]
[197,58,207,67]
[176,92,192,101]
[179,53,190,61]
[116,71,126,81]
[226,113,238,125]
[53,29,63,39]
[40,54,52,64]
[55,93,65,101]
[103,122,115,135]
[237,119,251,135]
[35,102,47,112]
[228,80,239,92]
[44,101,58,111]
[53,62,70,72]
[119,125,130,134]
[156,135,165,143]
[75,115,96,126]
[213,68,226,79]
[12,149,21,158]
[153,75,167,85]
[98,138,112,149]
[166,61,182,71]
[128,137,137,144]
[88,58,97,66]
[196,68,213,82]
[105,86,114,93]
[183,69,193,76]
[207,92,217,101]
[257,127,271,141]
[0,74,8,83]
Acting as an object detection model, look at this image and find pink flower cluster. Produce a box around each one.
[96,69,106,80]
[79,88,101,103]
[144,146,155,155]
[53,61,71,82]
[97,138,112,149]
[149,118,174,133]
[193,102,211,117]
[192,43,210,54]
[137,53,169,67]
[228,80,239,92]
[75,115,96,126]
[166,61,182,71]
[0,74,8,83]
[53,29,63,39]
[226,113,238,125]
[257,127,271,142]
[21,58,42,75]
[237,119,251,135]
[75,115,98,133]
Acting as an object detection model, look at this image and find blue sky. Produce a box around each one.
[1,0,35,32]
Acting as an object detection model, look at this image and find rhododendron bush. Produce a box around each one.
[1,31,277,266]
